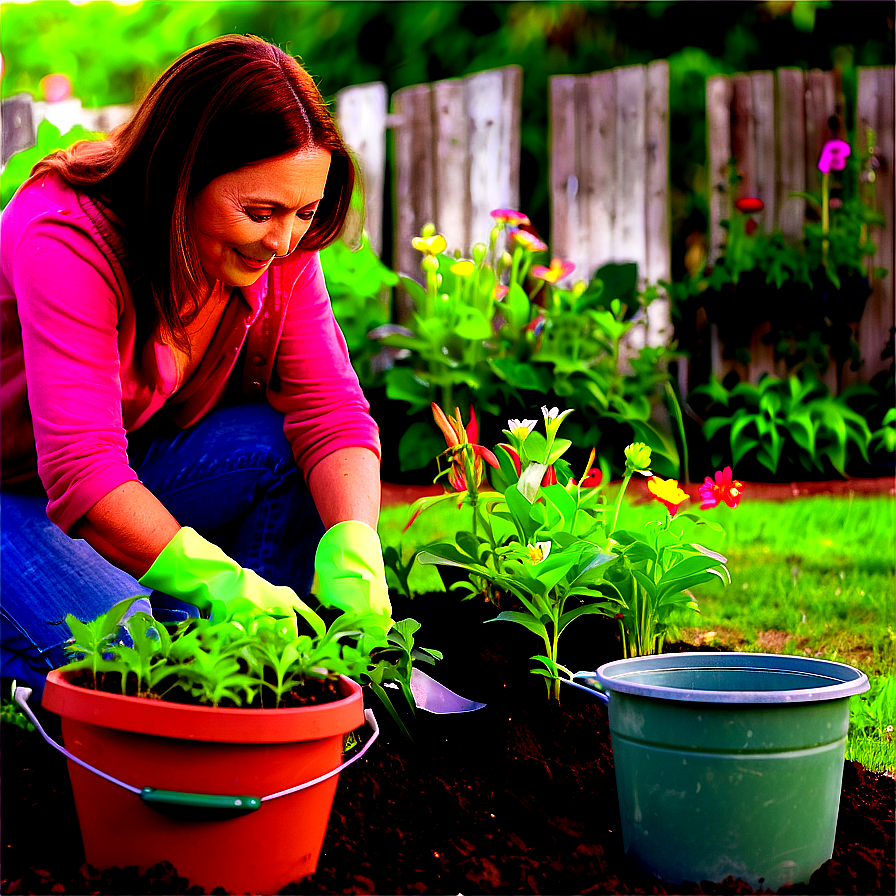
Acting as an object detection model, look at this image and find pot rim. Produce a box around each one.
[594,651,870,704]
[42,668,364,743]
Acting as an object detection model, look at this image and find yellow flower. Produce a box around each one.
[647,476,689,518]
[412,234,448,256]
[450,259,475,276]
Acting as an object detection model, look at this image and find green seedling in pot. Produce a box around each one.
[405,405,743,699]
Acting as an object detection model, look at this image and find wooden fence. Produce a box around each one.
[548,60,671,348]
[706,66,895,388]
[336,65,524,321]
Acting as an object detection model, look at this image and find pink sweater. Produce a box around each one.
[1,173,380,533]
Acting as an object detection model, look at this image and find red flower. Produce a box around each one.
[580,468,603,488]
[699,467,744,510]
[734,197,764,214]
[432,403,499,492]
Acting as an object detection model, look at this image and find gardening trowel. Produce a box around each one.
[403,669,486,713]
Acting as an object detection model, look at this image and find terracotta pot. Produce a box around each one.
[41,668,365,894]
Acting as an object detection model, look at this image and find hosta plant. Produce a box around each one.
[403,404,741,700]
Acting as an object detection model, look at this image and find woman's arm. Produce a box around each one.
[70,481,181,579]
[306,446,380,530]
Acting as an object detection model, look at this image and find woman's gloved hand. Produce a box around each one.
[138,527,319,634]
[314,520,392,633]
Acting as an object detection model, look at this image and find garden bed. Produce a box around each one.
[2,596,893,896]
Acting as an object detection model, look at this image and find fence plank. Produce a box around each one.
[433,79,469,256]
[706,74,733,262]
[645,60,672,345]
[391,84,434,316]
[857,66,896,378]
[616,65,648,280]
[1,94,35,165]
[775,68,807,240]
[335,81,388,255]
[465,66,522,258]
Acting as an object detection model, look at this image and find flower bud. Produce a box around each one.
[471,243,488,264]
[421,222,436,238]
[624,442,652,472]
[422,255,439,274]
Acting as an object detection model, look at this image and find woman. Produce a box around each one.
[0,35,390,698]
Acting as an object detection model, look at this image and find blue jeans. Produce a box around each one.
[1,403,324,699]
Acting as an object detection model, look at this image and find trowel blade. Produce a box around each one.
[410,668,486,713]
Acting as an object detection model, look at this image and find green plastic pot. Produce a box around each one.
[572,652,869,890]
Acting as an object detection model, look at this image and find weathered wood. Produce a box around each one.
[706,75,733,262]
[548,61,670,347]
[335,81,388,255]
[775,68,807,241]
[465,66,522,258]
[391,83,434,317]
[1,94,36,165]
[857,66,896,379]
[390,65,522,303]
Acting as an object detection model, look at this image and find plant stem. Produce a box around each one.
[611,471,634,534]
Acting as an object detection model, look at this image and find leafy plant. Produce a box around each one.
[61,596,434,718]
[690,371,875,478]
[405,404,737,699]
[372,215,678,477]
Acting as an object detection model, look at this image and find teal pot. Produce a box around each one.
[572,652,869,890]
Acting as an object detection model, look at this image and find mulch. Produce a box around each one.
[2,597,893,896]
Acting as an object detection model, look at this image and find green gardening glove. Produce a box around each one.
[314,520,392,633]
[138,527,321,634]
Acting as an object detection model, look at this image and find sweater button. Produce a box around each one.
[250,354,266,366]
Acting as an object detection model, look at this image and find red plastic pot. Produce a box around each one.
[41,668,366,894]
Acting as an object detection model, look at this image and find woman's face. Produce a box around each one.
[188,148,332,287]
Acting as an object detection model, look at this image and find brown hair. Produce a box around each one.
[32,35,354,351]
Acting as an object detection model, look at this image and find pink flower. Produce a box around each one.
[490,209,530,226]
[40,73,72,103]
[817,139,851,174]
[493,284,509,300]
[509,230,548,253]
[531,258,575,284]
[699,467,744,510]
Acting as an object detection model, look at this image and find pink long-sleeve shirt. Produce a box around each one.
[1,172,380,534]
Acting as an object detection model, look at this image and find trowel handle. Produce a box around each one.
[560,672,610,705]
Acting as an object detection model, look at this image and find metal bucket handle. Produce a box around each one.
[14,683,378,821]
[559,672,609,704]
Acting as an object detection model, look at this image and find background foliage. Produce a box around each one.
[2,0,893,271]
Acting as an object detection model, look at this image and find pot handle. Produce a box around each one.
[13,683,378,809]
[557,672,610,705]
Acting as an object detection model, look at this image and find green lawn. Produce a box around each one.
[379,492,895,772]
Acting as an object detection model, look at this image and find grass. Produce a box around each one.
[379,491,895,773]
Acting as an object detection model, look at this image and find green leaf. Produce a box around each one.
[486,610,546,638]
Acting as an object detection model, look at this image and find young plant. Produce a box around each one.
[405,404,739,699]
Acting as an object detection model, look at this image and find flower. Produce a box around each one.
[542,405,573,434]
[493,284,509,300]
[624,442,652,473]
[527,541,551,563]
[817,139,851,174]
[579,468,603,488]
[699,467,744,510]
[40,73,72,103]
[647,476,690,518]
[412,233,448,256]
[526,314,547,338]
[531,258,575,284]
[507,419,537,440]
[509,230,548,253]
[497,444,557,487]
[431,403,499,492]
[734,197,764,214]
[450,259,475,276]
[491,209,530,226]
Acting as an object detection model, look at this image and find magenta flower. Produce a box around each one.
[699,467,744,510]
[817,139,851,174]
[491,209,531,226]
[531,258,575,283]
[493,284,509,300]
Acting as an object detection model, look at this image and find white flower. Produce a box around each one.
[507,418,537,440]
[541,405,559,420]
[527,541,552,563]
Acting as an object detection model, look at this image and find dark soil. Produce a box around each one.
[2,595,893,896]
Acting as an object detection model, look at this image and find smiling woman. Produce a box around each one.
[0,35,391,701]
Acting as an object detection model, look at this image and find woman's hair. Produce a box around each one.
[31,35,355,350]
